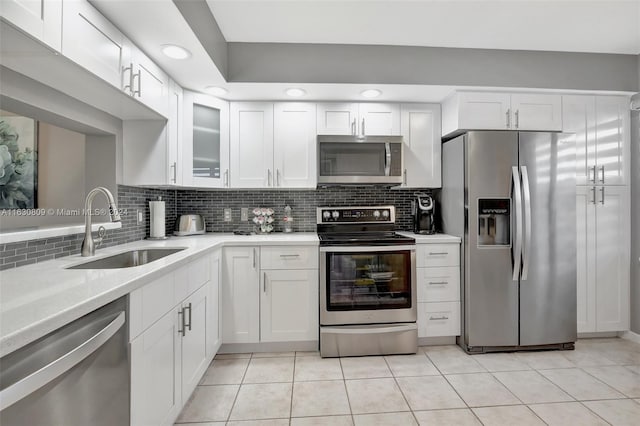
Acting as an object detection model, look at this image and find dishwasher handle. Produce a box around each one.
[0,311,125,411]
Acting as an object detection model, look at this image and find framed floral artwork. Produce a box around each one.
[0,112,38,209]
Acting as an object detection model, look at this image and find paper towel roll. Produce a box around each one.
[149,200,165,238]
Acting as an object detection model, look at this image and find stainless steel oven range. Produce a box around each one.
[318,206,417,357]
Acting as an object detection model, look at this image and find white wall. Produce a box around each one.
[38,123,86,217]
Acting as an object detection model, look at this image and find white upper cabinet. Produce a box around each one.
[442,91,562,136]
[62,0,130,90]
[358,103,401,135]
[455,92,511,131]
[127,44,169,117]
[316,103,359,135]
[184,92,230,188]
[167,80,183,186]
[563,95,629,186]
[230,102,274,188]
[274,103,317,188]
[1,0,62,51]
[317,103,400,135]
[563,95,596,186]
[400,103,441,188]
[230,102,316,189]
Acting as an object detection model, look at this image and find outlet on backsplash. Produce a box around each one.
[241,208,248,221]
[223,208,232,222]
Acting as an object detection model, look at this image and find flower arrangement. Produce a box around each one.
[252,207,274,233]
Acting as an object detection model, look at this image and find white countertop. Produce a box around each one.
[397,231,462,244]
[0,232,318,357]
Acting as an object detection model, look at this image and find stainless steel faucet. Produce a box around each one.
[81,187,121,257]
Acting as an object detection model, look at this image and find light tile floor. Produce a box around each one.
[176,338,640,425]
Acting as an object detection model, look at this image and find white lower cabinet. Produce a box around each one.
[576,186,630,333]
[130,308,181,426]
[222,245,319,345]
[130,252,219,426]
[261,269,319,342]
[415,242,461,338]
[222,246,260,344]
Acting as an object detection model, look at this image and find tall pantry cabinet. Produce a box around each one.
[564,95,631,333]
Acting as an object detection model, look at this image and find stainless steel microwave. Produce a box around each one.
[317,135,404,184]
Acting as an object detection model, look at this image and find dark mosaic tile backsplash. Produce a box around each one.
[177,186,432,233]
[0,185,431,270]
[0,185,176,271]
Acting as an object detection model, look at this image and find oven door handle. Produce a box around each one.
[321,324,417,334]
[319,245,416,253]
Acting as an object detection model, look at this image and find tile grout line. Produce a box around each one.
[337,356,356,424]
[224,355,251,423]
[382,355,420,425]
[422,347,487,425]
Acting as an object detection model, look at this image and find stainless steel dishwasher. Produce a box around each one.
[0,297,129,426]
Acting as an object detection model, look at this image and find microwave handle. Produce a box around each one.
[384,143,391,176]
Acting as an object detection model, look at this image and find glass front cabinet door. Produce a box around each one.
[183,91,230,187]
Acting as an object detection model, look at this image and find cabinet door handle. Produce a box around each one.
[267,169,272,187]
[132,69,141,97]
[429,315,449,321]
[171,162,177,183]
[591,187,596,204]
[277,169,281,187]
[122,63,133,94]
[428,252,448,256]
[589,166,596,183]
[599,165,605,184]
[253,248,257,268]
[351,119,356,135]
[361,118,365,135]
[514,110,519,129]
[506,109,511,128]
[178,308,186,336]
[600,187,605,205]
[403,169,407,186]
[185,303,192,331]
[263,272,267,293]
[428,281,448,285]
[224,169,229,187]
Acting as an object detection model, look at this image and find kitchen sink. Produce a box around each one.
[67,248,186,269]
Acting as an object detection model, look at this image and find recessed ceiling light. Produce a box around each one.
[161,44,191,60]
[285,88,306,97]
[361,89,382,98]
[204,86,228,97]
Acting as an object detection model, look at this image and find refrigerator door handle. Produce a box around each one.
[511,166,523,281]
[520,165,532,280]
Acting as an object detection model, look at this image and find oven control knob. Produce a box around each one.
[322,211,331,220]
[332,210,340,219]
[373,210,381,218]
[382,210,389,218]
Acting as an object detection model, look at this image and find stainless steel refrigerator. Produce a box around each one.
[441,131,577,353]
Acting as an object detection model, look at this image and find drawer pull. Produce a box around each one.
[429,315,449,321]
[428,281,448,285]
[428,252,448,256]
[279,254,301,258]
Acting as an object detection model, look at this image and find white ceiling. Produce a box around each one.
[208,0,640,55]
[91,0,639,102]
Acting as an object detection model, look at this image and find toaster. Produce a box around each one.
[174,214,206,236]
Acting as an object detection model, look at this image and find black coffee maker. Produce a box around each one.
[412,194,435,234]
